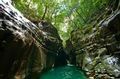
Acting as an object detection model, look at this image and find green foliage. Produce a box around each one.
[12,0,109,42]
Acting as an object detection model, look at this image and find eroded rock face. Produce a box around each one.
[66,2,120,79]
[37,21,67,67]
[0,1,67,79]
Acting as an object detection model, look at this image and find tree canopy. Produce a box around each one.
[12,0,109,43]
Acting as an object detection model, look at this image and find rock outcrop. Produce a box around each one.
[0,1,67,79]
[66,0,120,79]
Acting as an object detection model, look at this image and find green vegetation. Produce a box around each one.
[12,0,109,42]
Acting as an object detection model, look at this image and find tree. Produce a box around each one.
[12,0,109,43]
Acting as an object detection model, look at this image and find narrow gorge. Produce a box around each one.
[0,0,120,79]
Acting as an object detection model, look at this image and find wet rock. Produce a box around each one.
[36,20,68,67]
[66,2,120,78]
[101,11,120,33]
[0,1,67,79]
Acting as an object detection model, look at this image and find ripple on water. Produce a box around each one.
[40,65,87,79]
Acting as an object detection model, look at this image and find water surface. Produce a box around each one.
[40,65,87,79]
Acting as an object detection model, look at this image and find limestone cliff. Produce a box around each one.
[66,0,120,78]
[0,1,67,79]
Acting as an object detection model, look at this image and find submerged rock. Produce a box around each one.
[0,1,67,79]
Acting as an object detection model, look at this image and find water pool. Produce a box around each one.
[40,65,87,79]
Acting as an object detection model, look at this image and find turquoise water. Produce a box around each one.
[40,65,87,79]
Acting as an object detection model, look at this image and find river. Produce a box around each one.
[39,65,87,79]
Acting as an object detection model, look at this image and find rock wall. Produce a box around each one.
[0,1,67,79]
[66,0,120,79]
